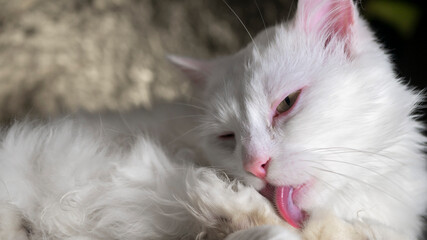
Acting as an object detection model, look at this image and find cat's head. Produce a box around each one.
[170,0,422,229]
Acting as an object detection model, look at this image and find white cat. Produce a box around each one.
[0,119,298,240]
[168,0,427,238]
[0,0,426,239]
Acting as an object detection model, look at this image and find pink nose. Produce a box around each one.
[244,157,270,179]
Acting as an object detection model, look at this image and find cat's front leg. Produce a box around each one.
[0,203,29,240]
[302,212,366,240]
[302,212,408,240]
[225,225,301,240]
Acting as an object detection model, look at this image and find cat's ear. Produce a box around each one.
[167,55,213,85]
[295,0,356,52]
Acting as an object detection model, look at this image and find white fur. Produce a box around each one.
[169,0,427,239]
[0,119,294,239]
[1,0,426,239]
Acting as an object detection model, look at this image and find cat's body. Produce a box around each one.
[0,118,295,240]
[0,0,426,239]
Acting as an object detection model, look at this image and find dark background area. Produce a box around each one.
[222,0,427,92]
[364,0,426,94]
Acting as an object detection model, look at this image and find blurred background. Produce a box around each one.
[0,0,426,237]
[0,0,425,122]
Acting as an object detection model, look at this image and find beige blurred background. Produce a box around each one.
[0,0,293,122]
[0,0,425,125]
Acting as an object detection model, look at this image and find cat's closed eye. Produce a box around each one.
[216,132,236,151]
[219,133,235,139]
[275,89,301,116]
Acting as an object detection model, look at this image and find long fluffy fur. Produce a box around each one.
[0,119,293,240]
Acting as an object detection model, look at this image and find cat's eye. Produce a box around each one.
[276,90,301,115]
[218,133,235,140]
[217,132,236,151]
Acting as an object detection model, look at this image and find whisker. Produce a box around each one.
[170,101,225,124]
[188,96,208,106]
[302,158,406,192]
[306,172,338,192]
[287,0,296,21]
[311,166,412,210]
[306,172,363,211]
[166,124,205,145]
[156,114,205,122]
[222,0,260,54]
[254,0,270,42]
[170,102,208,112]
[304,172,356,204]
[98,113,105,136]
[303,147,402,164]
[118,111,133,133]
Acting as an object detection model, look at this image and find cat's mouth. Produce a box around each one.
[260,183,308,229]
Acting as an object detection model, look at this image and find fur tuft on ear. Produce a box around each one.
[167,55,213,84]
[295,0,356,51]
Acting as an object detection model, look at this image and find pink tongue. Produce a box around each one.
[275,186,304,229]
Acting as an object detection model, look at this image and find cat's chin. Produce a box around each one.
[260,183,310,229]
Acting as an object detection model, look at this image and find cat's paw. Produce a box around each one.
[182,169,296,239]
[225,225,301,240]
[0,203,29,240]
[302,212,367,240]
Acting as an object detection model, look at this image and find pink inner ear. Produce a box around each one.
[298,0,354,43]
